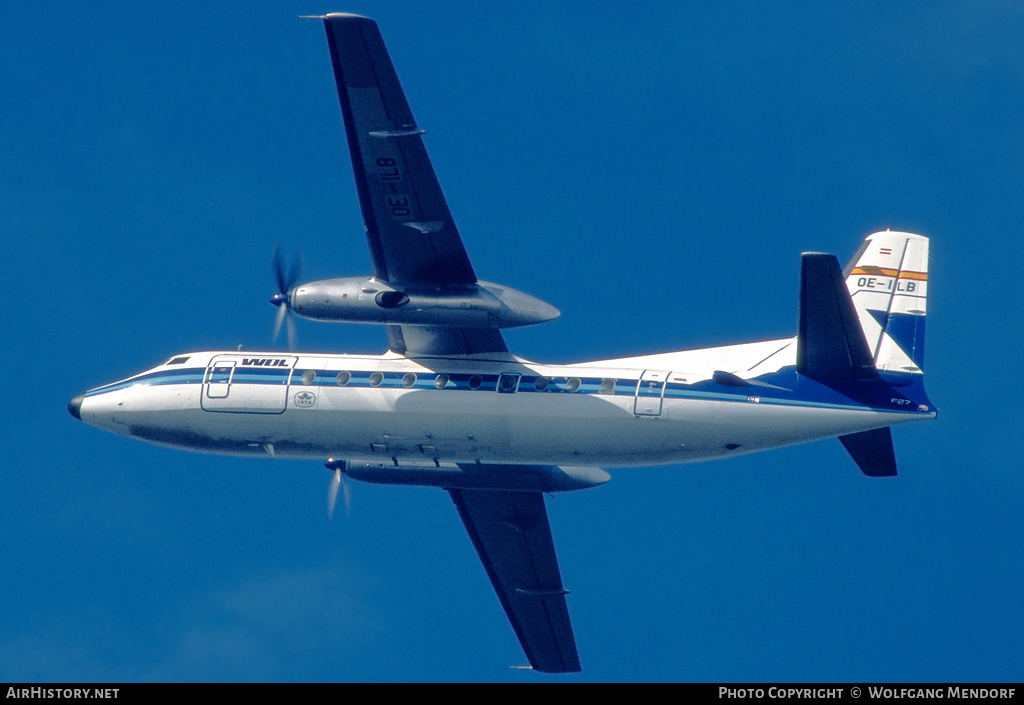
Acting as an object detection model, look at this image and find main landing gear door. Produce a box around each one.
[634,369,670,416]
[202,355,297,413]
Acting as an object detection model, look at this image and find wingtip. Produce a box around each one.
[322,12,373,21]
[303,13,374,23]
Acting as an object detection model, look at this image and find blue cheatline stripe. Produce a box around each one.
[84,368,204,397]
[84,363,931,416]
[231,368,291,385]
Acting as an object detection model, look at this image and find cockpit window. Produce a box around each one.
[165,356,190,365]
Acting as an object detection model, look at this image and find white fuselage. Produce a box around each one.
[77,339,933,472]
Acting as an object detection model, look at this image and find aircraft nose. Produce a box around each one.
[68,394,84,421]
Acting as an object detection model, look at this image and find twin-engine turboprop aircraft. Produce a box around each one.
[68,13,936,673]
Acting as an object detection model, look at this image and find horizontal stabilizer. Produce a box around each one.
[839,428,898,477]
[797,253,877,382]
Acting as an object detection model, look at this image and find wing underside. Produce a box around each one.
[449,487,581,673]
[323,13,507,356]
[322,13,578,673]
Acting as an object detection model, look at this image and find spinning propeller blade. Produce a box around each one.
[270,246,303,350]
[326,458,351,519]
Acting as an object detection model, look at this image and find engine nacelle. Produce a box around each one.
[339,460,610,493]
[289,277,559,328]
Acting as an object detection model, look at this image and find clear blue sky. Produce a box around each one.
[4,0,1023,682]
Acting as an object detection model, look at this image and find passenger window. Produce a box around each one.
[498,374,520,393]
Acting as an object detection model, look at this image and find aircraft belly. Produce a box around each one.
[105,381,923,465]
[657,397,917,461]
[118,384,326,457]
[317,388,639,464]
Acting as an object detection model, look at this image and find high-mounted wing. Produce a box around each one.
[322,13,507,356]
[449,487,581,673]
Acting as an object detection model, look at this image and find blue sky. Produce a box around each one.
[4,0,1023,682]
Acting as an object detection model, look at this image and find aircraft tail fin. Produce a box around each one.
[843,231,929,374]
[798,231,932,478]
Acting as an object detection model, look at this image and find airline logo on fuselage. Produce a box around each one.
[241,358,290,367]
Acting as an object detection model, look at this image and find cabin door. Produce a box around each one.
[202,355,297,413]
[634,369,670,416]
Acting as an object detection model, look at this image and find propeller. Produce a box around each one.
[325,458,351,519]
[270,246,303,349]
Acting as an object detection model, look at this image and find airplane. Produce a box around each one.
[67,13,936,674]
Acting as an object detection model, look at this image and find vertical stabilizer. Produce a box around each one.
[844,232,929,374]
